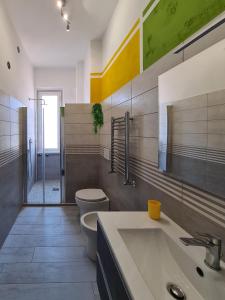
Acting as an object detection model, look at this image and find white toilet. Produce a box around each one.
[81,211,98,261]
[75,189,109,216]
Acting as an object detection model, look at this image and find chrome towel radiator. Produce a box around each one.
[110,111,135,187]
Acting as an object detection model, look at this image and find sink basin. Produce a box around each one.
[118,228,225,300]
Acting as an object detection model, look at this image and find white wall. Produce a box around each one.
[0,1,34,103]
[91,39,103,73]
[76,61,85,103]
[0,1,35,189]
[0,0,35,145]
[159,38,225,103]
[84,44,91,103]
[101,0,149,66]
[34,67,76,104]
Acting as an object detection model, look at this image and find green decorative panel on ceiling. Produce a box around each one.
[143,0,225,70]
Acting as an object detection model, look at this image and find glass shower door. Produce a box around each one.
[37,96,45,203]
[27,91,62,204]
[39,91,61,204]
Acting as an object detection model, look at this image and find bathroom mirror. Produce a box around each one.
[158,38,225,200]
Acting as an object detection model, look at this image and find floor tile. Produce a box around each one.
[61,216,80,226]
[9,224,81,235]
[0,283,95,300]
[15,215,80,226]
[18,207,79,218]
[92,282,100,296]
[0,261,96,284]
[0,264,4,272]
[15,216,63,225]
[0,207,96,300]
[32,246,86,262]
[3,234,85,247]
[0,248,34,263]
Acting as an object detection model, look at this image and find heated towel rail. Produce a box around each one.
[110,112,135,187]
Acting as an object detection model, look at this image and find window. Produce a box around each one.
[37,91,61,153]
[43,95,59,150]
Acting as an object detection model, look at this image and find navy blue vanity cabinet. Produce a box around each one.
[97,221,132,300]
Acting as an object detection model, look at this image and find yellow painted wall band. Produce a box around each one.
[90,28,140,103]
[101,29,140,100]
[90,19,141,103]
[90,77,102,103]
[91,18,140,77]
[90,73,102,77]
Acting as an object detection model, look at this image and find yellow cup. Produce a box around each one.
[148,200,161,220]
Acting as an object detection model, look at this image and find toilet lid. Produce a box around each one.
[75,189,107,202]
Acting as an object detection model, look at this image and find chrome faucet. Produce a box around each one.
[180,233,222,271]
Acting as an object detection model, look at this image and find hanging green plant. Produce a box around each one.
[92,103,104,134]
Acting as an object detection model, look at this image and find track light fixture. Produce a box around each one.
[57,0,63,9]
[56,0,71,31]
[63,13,68,21]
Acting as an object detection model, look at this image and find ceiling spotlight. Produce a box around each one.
[57,1,63,9]
[56,0,71,31]
[63,13,68,21]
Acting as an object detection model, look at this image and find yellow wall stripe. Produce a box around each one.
[101,30,140,100]
[90,73,102,77]
[91,18,140,78]
[90,77,102,103]
[90,19,141,103]
[90,28,140,103]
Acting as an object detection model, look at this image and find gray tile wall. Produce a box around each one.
[157,67,225,199]
[65,155,100,203]
[170,91,225,157]
[0,90,26,246]
[64,104,100,202]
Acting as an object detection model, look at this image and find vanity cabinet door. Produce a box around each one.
[97,222,131,300]
[97,254,110,300]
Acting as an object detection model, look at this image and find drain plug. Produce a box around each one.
[166,283,186,300]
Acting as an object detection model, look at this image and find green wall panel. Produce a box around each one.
[143,0,225,70]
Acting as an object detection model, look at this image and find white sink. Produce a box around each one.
[118,228,225,300]
[98,212,225,300]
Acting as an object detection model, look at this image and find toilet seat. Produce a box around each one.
[76,188,109,217]
[75,189,107,202]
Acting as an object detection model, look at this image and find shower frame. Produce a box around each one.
[24,90,64,205]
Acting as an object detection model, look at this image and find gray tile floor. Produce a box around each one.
[28,180,61,204]
[0,206,100,300]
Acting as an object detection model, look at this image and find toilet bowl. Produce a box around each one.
[75,189,109,216]
[81,211,98,261]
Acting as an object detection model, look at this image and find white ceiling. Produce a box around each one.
[4,0,118,67]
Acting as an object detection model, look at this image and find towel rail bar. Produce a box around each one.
[110,112,135,187]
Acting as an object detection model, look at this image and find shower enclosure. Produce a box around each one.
[26,90,64,204]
